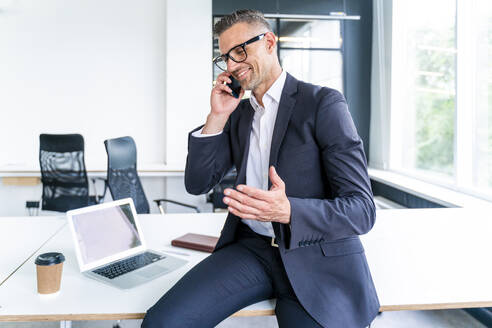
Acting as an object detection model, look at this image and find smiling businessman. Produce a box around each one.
[142,9,379,328]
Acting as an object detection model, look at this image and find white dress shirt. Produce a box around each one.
[193,70,287,237]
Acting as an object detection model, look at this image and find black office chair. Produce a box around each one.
[39,134,107,212]
[104,136,200,214]
[207,168,237,212]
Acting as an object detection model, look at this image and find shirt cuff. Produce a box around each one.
[191,127,223,138]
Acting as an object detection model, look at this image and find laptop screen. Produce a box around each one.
[71,203,142,265]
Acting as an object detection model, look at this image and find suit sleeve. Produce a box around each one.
[184,119,233,195]
[286,95,376,249]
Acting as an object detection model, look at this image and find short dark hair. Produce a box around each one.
[214,9,272,37]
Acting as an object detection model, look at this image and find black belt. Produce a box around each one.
[256,234,279,247]
[237,223,279,247]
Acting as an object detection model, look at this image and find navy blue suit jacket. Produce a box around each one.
[185,73,380,327]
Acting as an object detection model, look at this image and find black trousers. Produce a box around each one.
[141,222,323,328]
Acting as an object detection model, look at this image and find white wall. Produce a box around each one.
[0,0,211,168]
[0,0,212,216]
[164,0,212,166]
[0,0,168,167]
[162,0,213,213]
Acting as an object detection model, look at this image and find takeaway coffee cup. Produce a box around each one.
[35,252,65,294]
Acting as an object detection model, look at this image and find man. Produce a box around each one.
[142,9,379,328]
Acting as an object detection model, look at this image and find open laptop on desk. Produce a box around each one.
[67,198,187,289]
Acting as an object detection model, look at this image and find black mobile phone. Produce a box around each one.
[227,77,242,98]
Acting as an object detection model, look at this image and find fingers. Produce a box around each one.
[213,83,233,96]
[223,196,261,217]
[223,187,269,221]
[227,206,261,220]
[216,72,232,84]
[236,184,271,201]
[224,188,268,210]
[225,183,290,224]
[269,166,285,189]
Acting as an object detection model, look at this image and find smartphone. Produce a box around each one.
[227,76,242,99]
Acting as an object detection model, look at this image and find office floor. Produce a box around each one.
[2,309,487,328]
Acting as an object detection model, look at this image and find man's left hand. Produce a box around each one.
[223,166,291,224]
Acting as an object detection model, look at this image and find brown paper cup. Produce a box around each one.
[36,262,63,294]
[35,252,65,294]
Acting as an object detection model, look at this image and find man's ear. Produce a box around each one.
[265,32,277,54]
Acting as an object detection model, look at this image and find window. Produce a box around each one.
[212,17,344,94]
[390,0,492,199]
[472,0,492,192]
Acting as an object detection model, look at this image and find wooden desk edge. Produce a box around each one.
[2,302,492,321]
[380,301,492,312]
[0,309,275,322]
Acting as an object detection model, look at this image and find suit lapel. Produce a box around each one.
[268,73,298,240]
[268,73,298,189]
[235,102,254,186]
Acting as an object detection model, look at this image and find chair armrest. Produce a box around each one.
[90,178,108,203]
[153,199,200,214]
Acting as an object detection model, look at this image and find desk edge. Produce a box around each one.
[0,309,276,321]
[3,302,492,321]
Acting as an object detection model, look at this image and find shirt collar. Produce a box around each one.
[266,69,287,104]
[249,70,287,111]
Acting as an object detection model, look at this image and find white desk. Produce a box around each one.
[361,207,492,311]
[1,208,492,322]
[0,213,274,321]
[0,217,65,286]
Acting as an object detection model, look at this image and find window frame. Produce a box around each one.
[389,0,492,202]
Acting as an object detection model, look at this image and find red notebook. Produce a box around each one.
[171,233,219,253]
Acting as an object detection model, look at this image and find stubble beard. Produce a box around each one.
[242,69,262,91]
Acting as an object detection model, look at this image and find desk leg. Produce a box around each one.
[60,320,72,328]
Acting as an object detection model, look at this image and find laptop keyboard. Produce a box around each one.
[93,252,165,280]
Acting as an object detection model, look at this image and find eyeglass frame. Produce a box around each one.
[213,33,267,71]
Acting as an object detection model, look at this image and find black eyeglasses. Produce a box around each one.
[213,33,266,71]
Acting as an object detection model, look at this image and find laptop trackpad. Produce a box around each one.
[137,265,168,278]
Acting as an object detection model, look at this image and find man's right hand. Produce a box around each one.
[203,72,244,134]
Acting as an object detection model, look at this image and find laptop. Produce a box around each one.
[66,198,187,289]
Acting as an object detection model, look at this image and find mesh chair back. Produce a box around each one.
[104,136,150,214]
[39,134,90,212]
